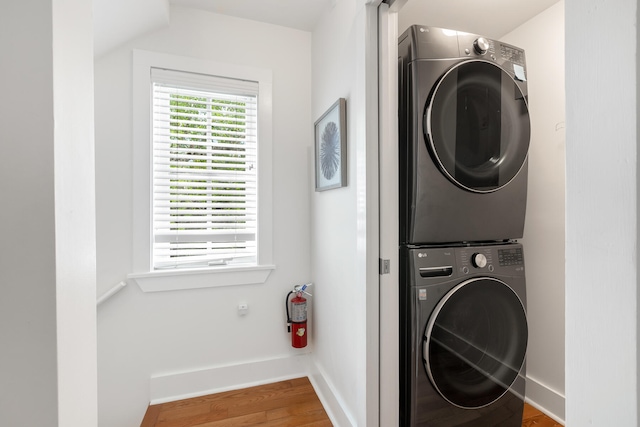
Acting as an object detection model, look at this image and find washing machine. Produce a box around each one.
[399,242,528,426]
[398,26,531,245]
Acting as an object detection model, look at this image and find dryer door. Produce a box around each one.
[424,60,530,193]
[423,277,528,409]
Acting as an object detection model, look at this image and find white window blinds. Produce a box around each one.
[151,68,259,270]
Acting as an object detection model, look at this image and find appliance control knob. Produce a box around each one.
[474,37,490,54]
[472,253,487,268]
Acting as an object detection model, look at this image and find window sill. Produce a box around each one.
[128,264,276,293]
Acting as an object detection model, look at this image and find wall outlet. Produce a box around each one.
[238,303,249,316]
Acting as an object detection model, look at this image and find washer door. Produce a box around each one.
[423,277,528,409]
[424,60,530,193]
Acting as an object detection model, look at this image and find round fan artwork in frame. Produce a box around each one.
[314,98,347,191]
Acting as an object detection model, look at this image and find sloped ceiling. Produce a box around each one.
[93,0,170,57]
[170,0,333,31]
[92,0,332,56]
[93,0,560,57]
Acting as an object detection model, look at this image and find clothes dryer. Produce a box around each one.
[398,26,531,245]
[399,242,528,426]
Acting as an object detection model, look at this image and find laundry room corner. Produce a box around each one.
[501,2,566,422]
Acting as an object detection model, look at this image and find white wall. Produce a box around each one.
[0,1,58,424]
[52,0,99,424]
[95,8,313,426]
[310,1,380,426]
[0,0,98,426]
[501,2,566,421]
[565,0,638,425]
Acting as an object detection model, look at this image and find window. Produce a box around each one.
[152,69,258,270]
[131,50,274,291]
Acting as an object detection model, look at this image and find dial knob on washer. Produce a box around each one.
[474,37,490,54]
[472,253,487,268]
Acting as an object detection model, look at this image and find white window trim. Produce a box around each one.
[130,50,274,292]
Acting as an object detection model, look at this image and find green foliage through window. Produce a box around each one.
[151,75,258,269]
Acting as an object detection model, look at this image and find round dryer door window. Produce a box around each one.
[424,60,530,193]
[423,278,528,409]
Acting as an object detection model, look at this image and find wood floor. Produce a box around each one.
[522,402,563,427]
[140,377,562,427]
[141,377,331,427]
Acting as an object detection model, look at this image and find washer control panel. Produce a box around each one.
[472,253,488,268]
[458,247,495,273]
[409,243,525,283]
[498,247,524,266]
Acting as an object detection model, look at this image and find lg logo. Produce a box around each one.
[418,253,427,258]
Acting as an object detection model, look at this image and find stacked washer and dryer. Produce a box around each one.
[398,26,531,426]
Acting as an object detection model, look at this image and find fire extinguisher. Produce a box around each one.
[286,283,311,348]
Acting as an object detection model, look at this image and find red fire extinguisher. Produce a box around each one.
[286,284,310,348]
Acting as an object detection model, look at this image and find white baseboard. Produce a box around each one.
[526,375,565,425]
[148,354,356,427]
[149,353,312,404]
[307,363,355,427]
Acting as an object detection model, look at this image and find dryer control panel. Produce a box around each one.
[500,44,525,66]
[455,30,527,80]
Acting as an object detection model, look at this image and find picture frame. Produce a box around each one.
[314,98,347,191]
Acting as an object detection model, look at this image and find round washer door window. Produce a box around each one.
[424,60,530,193]
[423,278,528,409]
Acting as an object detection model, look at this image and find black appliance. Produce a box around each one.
[399,243,528,426]
[398,25,531,426]
[398,25,531,245]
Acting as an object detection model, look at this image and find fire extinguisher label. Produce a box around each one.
[291,302,306,322]
[296,328,306,337]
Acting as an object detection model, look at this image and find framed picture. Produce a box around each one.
[314,98,347,191]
